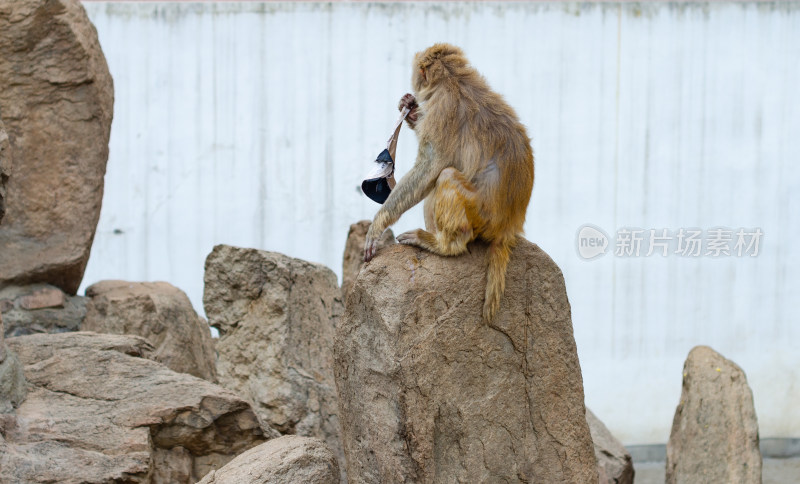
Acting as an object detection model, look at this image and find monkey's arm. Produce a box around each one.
[365,143,438,261]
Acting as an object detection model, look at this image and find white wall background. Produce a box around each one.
[80,1,800,445]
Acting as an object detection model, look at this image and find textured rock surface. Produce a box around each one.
[198,435,340,484]
[335,239,597,483]
[0,284,86,337]
[0,313,26,413]
[0,114,9,223]
[83,280,217,382]
[1,332,269,483]
[587,408,635,484]
[666,345,762,484]
[204,245,345,478]
[341,220,395,296]
[0,0,114,294]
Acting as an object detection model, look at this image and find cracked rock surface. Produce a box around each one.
[1,332,268,483]
[84,280,217,382]
[204,245,345,481]
[335,238,597,483]
[198,435,340,484]
[0,0,113,294]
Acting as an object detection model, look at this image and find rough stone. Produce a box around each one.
[587,408,635,484]
[0,0,114,294]
[17,286,65,310]
[198,435,340,484]
[335,239,597,483]
[0,114,9,223]
[666,345,762,484]
[0,313,26,413]
[341,220,395,297]
[0,284,86,337]
[83,280,217,382]
[1,332,270,483]
[204,245,345,480]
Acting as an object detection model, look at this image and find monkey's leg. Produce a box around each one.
[397,167,483,256]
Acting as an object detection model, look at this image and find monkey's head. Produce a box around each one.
[412,43,469,99]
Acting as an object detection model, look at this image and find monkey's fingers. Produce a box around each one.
[364,237,376,262]
[398,93,417,112]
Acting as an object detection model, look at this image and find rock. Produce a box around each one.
[587,408,635,484]
[198,435,340,484]
[0,347,25,413]
[335,239,597,483]
[341,220,395,296]
[17,285,65,310]
[0,284,86,337]
[83,280,217,382]
[1,332,270,483]
[666,345,762,484]
[204,245,345,479]
[0,114,9,223]
[0,313,26,413]
[0,0,114,294]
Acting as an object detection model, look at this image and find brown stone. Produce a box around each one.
[204,245,345,480]
[2,332,270,483]
[341,220,395,296]
[0,284,86,337]
[17,286,65,310]
[198,436,340,484]
[83,280,217,382]
[0,0,114,294]
[587,408,635,484]
[335,239,597,483]
[666,345,762,484]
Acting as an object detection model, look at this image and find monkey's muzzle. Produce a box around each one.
[362,107,409,204]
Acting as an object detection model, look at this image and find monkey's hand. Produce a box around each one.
[364,222,384,262]
[398,93,419,128]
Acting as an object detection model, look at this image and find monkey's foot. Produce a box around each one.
[397,229,436,251]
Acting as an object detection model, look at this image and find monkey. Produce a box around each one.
[364,43,534,322]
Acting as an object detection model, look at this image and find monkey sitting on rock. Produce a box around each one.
[364,43,534,321]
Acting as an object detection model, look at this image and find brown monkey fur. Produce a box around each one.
[365,43,534,321]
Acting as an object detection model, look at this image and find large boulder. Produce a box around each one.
[666,345,762,484]
[0,114,9,223]
[587,408,635,484]
[335,239,597,483]
[83,280,217,382]
[0,0,114,294]
[341,220,395,296]
[0,283,86,337]
[204,245,345,477]
[1,332,271,483]
[198,435,340,484]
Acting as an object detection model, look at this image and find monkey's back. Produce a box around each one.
[418,76,533,240]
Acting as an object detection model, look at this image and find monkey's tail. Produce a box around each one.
[484,237,515,322]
